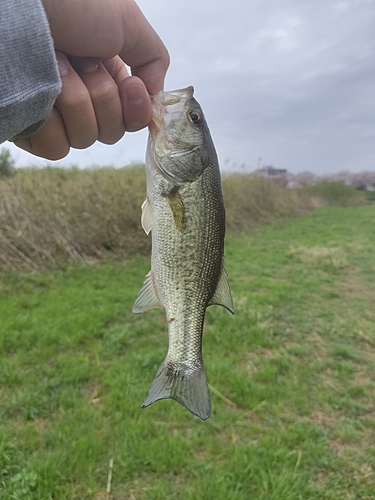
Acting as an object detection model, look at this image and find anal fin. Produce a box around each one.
[132,271,162,313]
[209,265,234,314]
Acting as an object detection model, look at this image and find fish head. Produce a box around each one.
[148,86,213,183]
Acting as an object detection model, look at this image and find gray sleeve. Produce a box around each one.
[0,0,62,143]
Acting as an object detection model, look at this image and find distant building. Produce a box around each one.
[260,166,287,176]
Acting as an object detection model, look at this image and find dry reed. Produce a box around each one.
[0,166,315,271]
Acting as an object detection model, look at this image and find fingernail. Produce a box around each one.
[56,53,69,77]
[75,57,100,74]
[127,84,145,105]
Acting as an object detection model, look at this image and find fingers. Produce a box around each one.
[70,56,126,144]
[13,108,70,160]
[14,52,101,159]
[103,57,153,132]
[119,1,170,94]
[57,53,152,145]
[14,50,155,161]
[54,53,98,149]
[120,76,153,132]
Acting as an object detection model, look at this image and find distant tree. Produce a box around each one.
[322,170,352,184]
[350,170,375,191]
[289,171,318,187]
[0,148,16,178]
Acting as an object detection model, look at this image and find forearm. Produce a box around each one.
[0,0,61,143]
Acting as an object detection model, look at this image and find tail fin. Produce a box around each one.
[142,360,211,420]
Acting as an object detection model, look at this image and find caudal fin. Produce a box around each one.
[142,361,211,420]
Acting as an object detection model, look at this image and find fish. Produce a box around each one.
[133,86,234,420]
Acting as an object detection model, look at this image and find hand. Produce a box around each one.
[13,0,169,160]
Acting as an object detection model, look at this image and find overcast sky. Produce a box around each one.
[4,0,375,174]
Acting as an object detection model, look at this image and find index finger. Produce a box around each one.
[119,1,170,95]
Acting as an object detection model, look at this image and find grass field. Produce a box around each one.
[0,205,374,499]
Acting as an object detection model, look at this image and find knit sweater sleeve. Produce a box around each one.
[0,0,62,143]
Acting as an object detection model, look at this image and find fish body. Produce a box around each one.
[133,86,233,420]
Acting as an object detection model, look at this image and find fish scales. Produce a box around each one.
[133,86,233,420]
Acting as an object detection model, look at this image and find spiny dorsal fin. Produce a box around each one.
[132,271,163,313]
[209,265,234,314]
[141,197,153,235]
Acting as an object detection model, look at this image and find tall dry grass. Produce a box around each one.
[0,166,315,271]
[0,166,148,270]
[223,174,316,231]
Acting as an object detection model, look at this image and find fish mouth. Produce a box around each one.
[148,116,162,140]
[149,86,195,140]
[148,86,196,183]
[157,86,194,106]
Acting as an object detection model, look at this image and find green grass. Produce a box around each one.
[1,206,375,499]
[300,180,367,207]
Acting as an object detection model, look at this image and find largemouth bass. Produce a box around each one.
[133,86,234,420]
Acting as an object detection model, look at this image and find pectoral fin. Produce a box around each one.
[163,187,186,232]
[141,197,153,235]
[132,271,163,313]
[209,265,234,314]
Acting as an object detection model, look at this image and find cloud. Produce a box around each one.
[4,0,374,173]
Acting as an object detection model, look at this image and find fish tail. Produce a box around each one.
[142,360,211,420]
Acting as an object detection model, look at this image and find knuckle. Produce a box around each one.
[90,80,118,105]
[57,89,90,111]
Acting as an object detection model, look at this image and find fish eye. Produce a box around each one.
[188,110,202,125]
